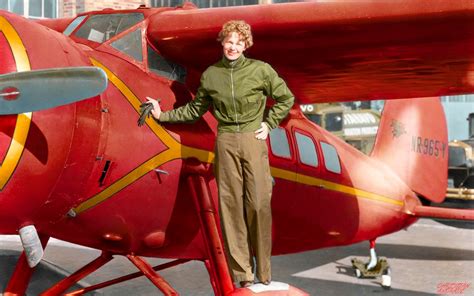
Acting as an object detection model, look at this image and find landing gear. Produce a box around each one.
[351,239,391,289]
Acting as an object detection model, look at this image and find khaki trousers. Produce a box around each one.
[214,132,273,283]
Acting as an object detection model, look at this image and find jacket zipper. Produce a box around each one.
[230,66,240,131]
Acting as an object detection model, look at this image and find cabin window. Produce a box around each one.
[63,16,86,36]
[74,13,144,43]
[110,28,143,62]
[295,132,318,167]
[269,127,291,159]
[321,142,341,173]
[147,46,186,83]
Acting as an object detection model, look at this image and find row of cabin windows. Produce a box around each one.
[63,13,186,83]
[269,127,342,174]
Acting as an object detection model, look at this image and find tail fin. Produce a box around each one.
[371,97,448,203]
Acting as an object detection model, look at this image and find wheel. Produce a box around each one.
[354,268,362,278]
[381,274,391,289]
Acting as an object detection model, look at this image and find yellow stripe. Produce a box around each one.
[271,167,403,206]
[74,149,180,213]
[0,16,31,190]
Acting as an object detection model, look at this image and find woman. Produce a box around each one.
[147,20,294,287]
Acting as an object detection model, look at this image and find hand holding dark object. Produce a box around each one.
[137,97,161,126]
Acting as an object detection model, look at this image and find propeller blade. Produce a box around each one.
[0,67,108,115]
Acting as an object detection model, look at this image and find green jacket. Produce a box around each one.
[159,55,295,133]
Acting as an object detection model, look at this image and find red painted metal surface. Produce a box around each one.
[0,2,473,294]
[230,286,309,296]
[372,97,448,203]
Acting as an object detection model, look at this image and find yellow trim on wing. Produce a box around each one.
[0,16,31,190]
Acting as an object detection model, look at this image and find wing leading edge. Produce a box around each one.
[147,0,474,103]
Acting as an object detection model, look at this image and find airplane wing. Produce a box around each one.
[147,0,474,103]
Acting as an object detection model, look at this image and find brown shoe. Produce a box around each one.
[240,281,253,288]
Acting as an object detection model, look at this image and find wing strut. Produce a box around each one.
[4,235,49,295]
[184,159,235,295]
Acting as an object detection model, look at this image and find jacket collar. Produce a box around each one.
[222,54,246,69]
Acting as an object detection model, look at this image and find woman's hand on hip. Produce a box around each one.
[255,122,270,140]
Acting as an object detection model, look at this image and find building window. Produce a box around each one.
[320,142,341,174]
[150,0,258,8]
[1,0,57,19]
[295,131,318,167]
[269,127,291,159]
[151,0,182,7]
[442,95,474,103]
[325,111,343,132]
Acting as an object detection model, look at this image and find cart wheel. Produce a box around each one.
[381,274,391,289]
[354,268,362,278]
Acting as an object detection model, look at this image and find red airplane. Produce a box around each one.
[1,1,474,295]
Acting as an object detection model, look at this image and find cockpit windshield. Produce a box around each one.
[73,13,144,43]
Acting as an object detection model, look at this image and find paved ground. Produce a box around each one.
[0,218,473,296]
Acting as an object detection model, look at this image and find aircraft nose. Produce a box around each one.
[0,14,107,116]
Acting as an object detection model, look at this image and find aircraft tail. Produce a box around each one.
[371,97,448,203]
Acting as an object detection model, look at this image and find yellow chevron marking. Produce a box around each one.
[74,59,402,213]
[0,16,32,190]
[74,59,214,213]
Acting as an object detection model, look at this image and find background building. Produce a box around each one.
[442,95,474,141]
[0,0,271,18]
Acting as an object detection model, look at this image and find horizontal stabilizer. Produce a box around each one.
[411,205,474,221]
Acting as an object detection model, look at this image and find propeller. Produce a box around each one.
[0,67,108,115]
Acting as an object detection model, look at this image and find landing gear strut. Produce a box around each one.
[351,239,391,289]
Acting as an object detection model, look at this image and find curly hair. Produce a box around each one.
[217,20,253,49]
